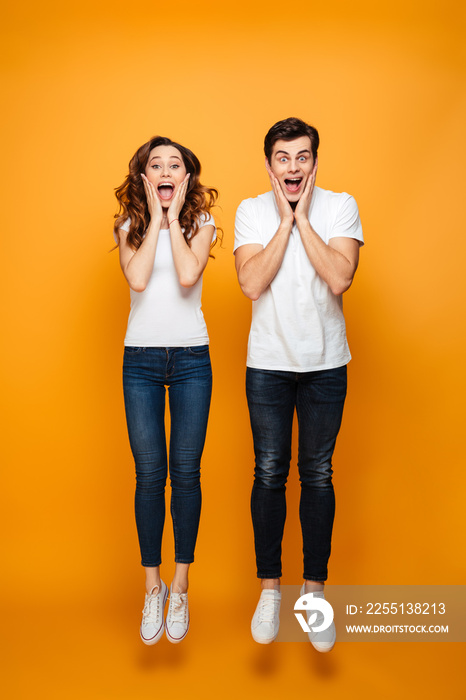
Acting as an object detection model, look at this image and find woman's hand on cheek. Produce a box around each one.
[141,174,164,222]
[168,173,190,222]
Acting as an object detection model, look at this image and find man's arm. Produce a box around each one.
[295,222,360,296]
[235,164,295,300]
[294,165,360,295]
[235,219,292,301]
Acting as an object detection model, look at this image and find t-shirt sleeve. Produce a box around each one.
[329,195,364,245]
[197,212,217,243]
[234,199,262,252]
[113,217,130,244]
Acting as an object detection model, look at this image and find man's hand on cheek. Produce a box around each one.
[265,159,294,225]
[295,157,318,221]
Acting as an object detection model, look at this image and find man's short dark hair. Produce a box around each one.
[264,117,319,162]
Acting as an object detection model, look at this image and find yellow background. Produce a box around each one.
[2,0,465,697]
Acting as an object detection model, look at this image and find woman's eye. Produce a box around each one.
[171,164,179,169]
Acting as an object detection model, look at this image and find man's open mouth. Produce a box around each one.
[157,183,175,200]
[284,178,303,192]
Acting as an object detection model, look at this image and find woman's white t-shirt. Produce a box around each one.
[117,215,215,347]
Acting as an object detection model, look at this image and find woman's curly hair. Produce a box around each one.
[114,136,222,252]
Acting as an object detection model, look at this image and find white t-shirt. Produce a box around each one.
[234,187,364,372]
[117,215,215,347]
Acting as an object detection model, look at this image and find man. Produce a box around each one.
[234,117,364,651]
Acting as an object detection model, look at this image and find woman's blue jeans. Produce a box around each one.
[246,365,347,582]
[123,346,212,567]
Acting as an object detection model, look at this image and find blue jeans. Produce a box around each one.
[123,346,212,567]
[246,365,347,582]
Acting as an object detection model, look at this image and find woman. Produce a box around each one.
[114,136,220,645]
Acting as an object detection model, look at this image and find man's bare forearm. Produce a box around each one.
[295,215,359,295]
[236,221,293,300]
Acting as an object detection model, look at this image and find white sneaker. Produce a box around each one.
[300,584,336,652]
[251,589,281,644]
[165,586,190,644]
[140,580,168,645]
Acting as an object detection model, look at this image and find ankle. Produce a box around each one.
[303,580,324,593]
[171,580,188,594]
[261,578,280,591]
[144,566,162,594]
[146,579,162,594]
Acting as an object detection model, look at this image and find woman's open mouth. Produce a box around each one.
[284,178,303,193]
[157,183,175,201]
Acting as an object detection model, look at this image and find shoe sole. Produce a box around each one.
[308,626,336,652]
[309,632,335,653]
[310,640,335,652]
[251,621,279,644]
[140,584,168,645]
[165,616,190,644]
[251,630,278,644]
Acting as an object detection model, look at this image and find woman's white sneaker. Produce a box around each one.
[251,589,281,644]
[165,586,190,643]
[140,581,168,645]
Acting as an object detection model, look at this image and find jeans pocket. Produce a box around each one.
[187,345,210,355]
[124,346,144,355]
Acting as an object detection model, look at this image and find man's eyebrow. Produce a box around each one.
[275,149,311,156]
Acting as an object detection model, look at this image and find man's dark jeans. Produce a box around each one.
[246,364,347,581]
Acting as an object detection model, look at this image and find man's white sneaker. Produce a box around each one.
[300,584,336,652]
[251,589,281,644]
[165,586,190,644]
[140,580,168,645]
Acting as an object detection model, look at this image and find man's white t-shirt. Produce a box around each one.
[117,215,215,347]
[234,187,364,372]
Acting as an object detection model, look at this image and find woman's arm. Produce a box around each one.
[118,175,164,292]
[117,217,162,292]
[169,221,215,287]
[148,172,214,287]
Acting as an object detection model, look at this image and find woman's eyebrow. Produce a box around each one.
[149,155,182,163]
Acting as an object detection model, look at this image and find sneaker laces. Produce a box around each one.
[168,592,188,623]
[142,586,162,623]
[258,594,279,623]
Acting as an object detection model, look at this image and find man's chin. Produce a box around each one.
[284,192,301,208]
[284,188,305,205]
